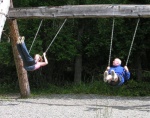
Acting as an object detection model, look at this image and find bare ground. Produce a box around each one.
[0,94,150,118]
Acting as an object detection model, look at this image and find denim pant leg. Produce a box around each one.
[20,42,34,61]
[17,44,27,62]
[117,74,125,86]
[17,43,35,66]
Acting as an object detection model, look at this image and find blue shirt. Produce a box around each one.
[108,65,130,86]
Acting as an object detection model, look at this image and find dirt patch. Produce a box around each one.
[0,94,150,118]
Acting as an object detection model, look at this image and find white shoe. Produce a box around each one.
[103,71,108,82]
[111,70,118,81]
[21,36,25,43]
[17,36,21,44]
[17,40,21,44]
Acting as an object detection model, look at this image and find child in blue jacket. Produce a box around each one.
[103,58,130,86]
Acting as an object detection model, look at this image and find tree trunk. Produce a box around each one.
[74,54,82,84]
[74,19,84,84]
[8,0,30,98]
[0,0,10,40]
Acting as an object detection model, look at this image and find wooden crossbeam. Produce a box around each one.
[8,5,150,19]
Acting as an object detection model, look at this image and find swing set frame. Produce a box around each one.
[7,2,150,98]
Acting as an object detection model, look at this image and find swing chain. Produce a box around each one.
[29,19,44,53]
[45,18,67,53]
[125,18,140,66]
[108,17,115,66]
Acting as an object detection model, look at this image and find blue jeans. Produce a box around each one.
[17,42,36,71]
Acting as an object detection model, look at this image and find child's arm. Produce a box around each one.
[106,66,110,71]
[124,66,130,80]
[124,66,129,72]
[43,52,48,64]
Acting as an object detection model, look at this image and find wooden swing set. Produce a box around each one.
[1,0,150,98]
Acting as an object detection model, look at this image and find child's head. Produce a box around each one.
[34,54,43,62]
[113,58,121,66]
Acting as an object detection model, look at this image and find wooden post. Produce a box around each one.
[0,0,10,41]
[8,0,30,98]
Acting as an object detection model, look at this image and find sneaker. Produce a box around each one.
[111,70,118,81]
[103,71,108,82]
[21,36,25,43]
[111,70,115,81]
[17,36,21,44]
[17,40,21,44]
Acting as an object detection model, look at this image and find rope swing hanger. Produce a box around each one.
[108,17,115,67]
[29,19,44,53]
[125,17,140,66]
[29,18,67,53]
[108,5,115,66]
[45,18,67,53]
[108,17,140,66]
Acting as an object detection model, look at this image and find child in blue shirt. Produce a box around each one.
[103,58,130,86]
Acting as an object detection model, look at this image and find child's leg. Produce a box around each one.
[103,71,108,82]
[106,75,113,83]
[19,42,34,62]
[104,71,113,82]
[117,75,124,86]
[17,43,35,67]
[17,44,26,62]
[111,70,118,81]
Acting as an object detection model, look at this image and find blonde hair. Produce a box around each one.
[115,58,122,65]
[35,54,43,62]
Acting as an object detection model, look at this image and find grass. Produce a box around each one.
[30,79,150,97]
[0,79,150,97]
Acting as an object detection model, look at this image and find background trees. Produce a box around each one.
[0,0,150,90]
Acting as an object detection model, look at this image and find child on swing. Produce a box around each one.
[103,58,130,86]
[16,36,48,71]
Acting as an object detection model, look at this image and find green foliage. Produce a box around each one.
[0,82,19,94]
[49,24,78,60]
[0,43,13,65]
[1,0,150,95]
[0,79,147,97]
